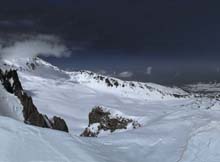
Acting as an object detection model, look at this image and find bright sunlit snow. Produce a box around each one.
[1,57,220,162]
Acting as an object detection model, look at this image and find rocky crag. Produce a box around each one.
[0,69,69,132]
[81,106,141,137]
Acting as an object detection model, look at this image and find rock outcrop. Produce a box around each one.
[52,116,69,132]
[81,106,141,137]
[0,69,69,132]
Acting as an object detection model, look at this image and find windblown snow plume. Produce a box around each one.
[0,34,71,60]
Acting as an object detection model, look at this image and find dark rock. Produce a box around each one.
[112,80,119,87]
[173,94,188,98]
[173,94,182,98]
[99,76,104,81]
[80,128,97,137]
[21,94,39,121]
[27,113,48,128]
[89,106,110,125]
[105,78,113,87]
[0,69,69,133]
[94,75,105,81]
[132,121,142,129]
[2,80,13,93]
[52,116,69,132]
[99,117,133,132]
[81,106,141,137]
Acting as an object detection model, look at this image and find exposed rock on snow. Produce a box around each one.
[0,69,69,132]
[52,116,69,132]
[70,70,189,100]
[0,57,190,100]
[81,106,141,137]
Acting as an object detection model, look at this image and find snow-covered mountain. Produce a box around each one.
[1,57,220,162]
[1,57,189,100]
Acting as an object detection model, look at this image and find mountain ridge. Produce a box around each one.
[0,57,190,101]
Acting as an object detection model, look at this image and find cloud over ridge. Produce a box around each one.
[0,34,71,60]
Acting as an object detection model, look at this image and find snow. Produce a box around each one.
[68,70,188,100]
[0,116,98,162]
[1,57,220,162]
[0,84,24,121]
[184,83,220,93]
[0,57,189,100]
[179,121,220,162]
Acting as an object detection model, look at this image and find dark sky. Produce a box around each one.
[1,0,220,84]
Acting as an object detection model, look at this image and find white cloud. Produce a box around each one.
[146,66,152,75]
[118,71,133,78]
[0,34,71,60]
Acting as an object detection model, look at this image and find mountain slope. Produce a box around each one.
[0,57,191,135]
[0,66,68,132]
[0,57,189,100]
[0,116,98,162]
[0,84,23,120]
[2,57,220,162]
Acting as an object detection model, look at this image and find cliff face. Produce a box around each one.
[0,69,69,132]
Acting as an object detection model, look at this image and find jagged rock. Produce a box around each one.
[113,81,119,87]
[80,128,97,137]
[172,94,188,98]
[26,113,48,128]
[88,106,111,125]
[105,78,113,87]
[0,69,69,133]
[88,107,132,132]
[81,106,141,137]
[52,116,69,132]
[94,75,104,81]
[0,69,23,93]
[18,93,39,121]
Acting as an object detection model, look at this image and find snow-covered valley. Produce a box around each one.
[1,57,220,162]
